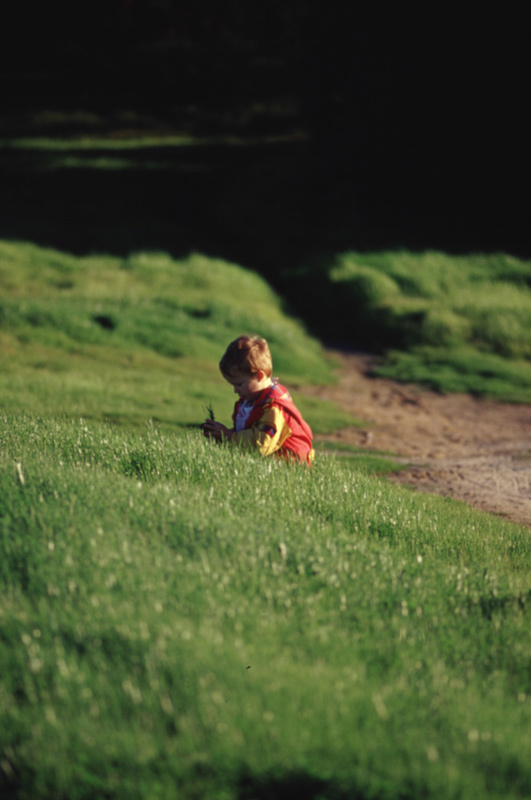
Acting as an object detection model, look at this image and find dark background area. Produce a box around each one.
[1,2,529,321]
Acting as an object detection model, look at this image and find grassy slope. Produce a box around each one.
[300,249,531,402]
[1,240,531,799]
[367,250,531,401]
[0,240,355,433]
[1,416,530,800]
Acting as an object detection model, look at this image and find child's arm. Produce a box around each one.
[230,405,290,456]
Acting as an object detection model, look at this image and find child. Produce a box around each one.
[203,335,315,465]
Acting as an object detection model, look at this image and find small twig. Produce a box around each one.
[204,402,216,421]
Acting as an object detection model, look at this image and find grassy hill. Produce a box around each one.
[285,249,531,402]
[0,240,354,433]
[1,240,531,800]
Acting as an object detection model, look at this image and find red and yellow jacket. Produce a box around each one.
[231,382,314,465]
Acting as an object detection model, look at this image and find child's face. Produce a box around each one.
[225,369,268,402]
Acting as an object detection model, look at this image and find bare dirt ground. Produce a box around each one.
[305,352,531,528]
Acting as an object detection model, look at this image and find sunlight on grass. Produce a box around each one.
[0,240,349,432]
[1,414,530,800]
[1,238,531,799]
[323,249,531,400]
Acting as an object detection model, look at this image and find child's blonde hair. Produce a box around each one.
[219,335,273,378]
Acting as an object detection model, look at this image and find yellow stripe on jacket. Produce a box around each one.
[231,405,291,457]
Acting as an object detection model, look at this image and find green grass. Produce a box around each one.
[1,238,531,798]
[290,249,531,402]
[0,240,354,433]
[315,440,407,475]
[376,347,531,402]
[1,414,530,800]
[332,249,531,398]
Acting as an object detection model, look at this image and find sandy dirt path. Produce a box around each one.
[304,352,531,528]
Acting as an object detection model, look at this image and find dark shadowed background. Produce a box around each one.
[1,3,529,286]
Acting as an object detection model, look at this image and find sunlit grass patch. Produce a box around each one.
[294,248,531,402]
[1,413,531,799]
[378,347,531,402]
[1,238,531,798]
[0,240,342,431]
[314,440,407,475]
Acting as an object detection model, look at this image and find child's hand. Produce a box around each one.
[202,420,232,441]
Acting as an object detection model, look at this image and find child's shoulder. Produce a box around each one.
[266,382,293,405]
